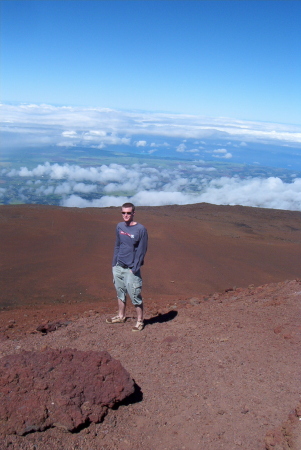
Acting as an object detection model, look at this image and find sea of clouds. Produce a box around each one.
[62,175,301,211]
[1,103,301,211]
[2,103,301,149]
[3,161,301,211]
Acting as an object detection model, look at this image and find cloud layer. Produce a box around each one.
[3,161,301,212]
[2,103,301,212]
[2,103,301,151]
[61,176,301,211]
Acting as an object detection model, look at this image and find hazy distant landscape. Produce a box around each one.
[1,145,300,208]
[1,104,301,211]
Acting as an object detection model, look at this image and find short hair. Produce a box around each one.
[122,202,135,212]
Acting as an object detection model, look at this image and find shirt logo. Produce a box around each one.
[120,230,134,238]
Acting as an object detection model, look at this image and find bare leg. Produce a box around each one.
[118,298,126,319]
[135,304,143,324]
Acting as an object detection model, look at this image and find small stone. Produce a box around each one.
[189,297,200,305]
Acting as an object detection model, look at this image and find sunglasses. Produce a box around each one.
[121,211,133,215]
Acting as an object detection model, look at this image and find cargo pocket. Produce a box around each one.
[130,273,143,305]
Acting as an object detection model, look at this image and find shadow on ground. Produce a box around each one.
[145,310,178,327]
[114,382,143,408]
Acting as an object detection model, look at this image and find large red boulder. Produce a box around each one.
[0,349,135,435]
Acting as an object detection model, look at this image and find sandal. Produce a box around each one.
[106,316,126,324]
[132,320,144,332]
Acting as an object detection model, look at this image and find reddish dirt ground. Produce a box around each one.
[0,203,301,449]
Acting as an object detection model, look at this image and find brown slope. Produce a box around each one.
[0,203,301,449]
[1,203,300,312]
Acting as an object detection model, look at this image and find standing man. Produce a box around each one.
[106,202,148,331]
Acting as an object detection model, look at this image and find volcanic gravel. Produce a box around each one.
[0,280,300,450]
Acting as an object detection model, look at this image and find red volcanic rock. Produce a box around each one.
[36,320,71,334]
[0,349,135,435]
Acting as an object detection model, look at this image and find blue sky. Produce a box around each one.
[1,0,301,124]
[1,1,301,211]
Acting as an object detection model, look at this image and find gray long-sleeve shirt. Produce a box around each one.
[112,222,148,274]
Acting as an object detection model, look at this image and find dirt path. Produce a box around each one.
[1,280,300,450]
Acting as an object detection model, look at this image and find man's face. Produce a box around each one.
[121,207,134,223]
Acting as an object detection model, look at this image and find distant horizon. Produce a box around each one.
[1,0,300,211]
[2,100,301,129]
[1,101,301,212]
[2,1,301,124]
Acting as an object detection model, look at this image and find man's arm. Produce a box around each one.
[132,227,148,274]
[112,226,120,267]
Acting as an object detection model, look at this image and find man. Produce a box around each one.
[106,202,148,331]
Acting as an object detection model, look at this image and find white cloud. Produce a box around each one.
[43,186,55,195]
[136,140,147,147]
[7,162,131,183]
[150,142,170,147]
[35,185,54,196]
[176,143,187,152]
[57,141,76,147]
[188,165,216,172]
[61,194,129,208]
[54,182,73,195]
[33,180,98,196]
[103,176,300,211]
[86,130,107,137]
[4,159,301,211]
[132,190,191,206]
[62,131,77,138]
[212,149,233,159]
[59,176,301,211]
[73,183,97,193]
[3,103,300,150]
[198,176,301,211]
[213,149,227,154]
